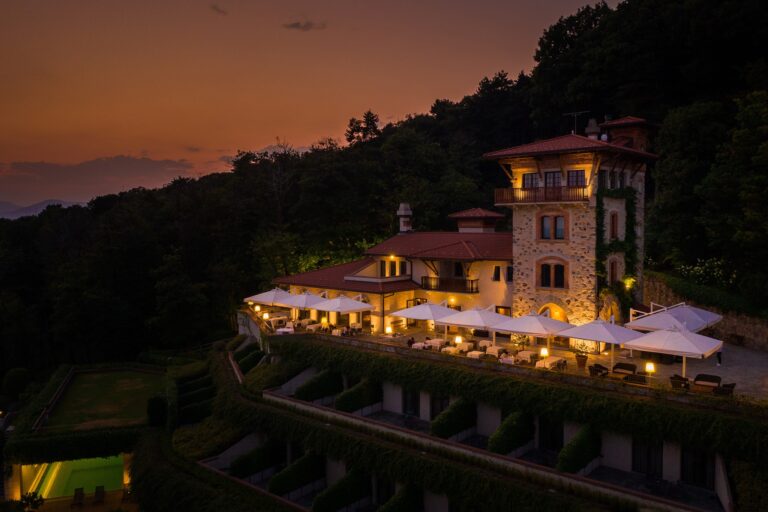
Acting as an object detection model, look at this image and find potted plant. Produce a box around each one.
[572,340,592,369]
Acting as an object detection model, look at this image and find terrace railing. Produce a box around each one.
[421,276,479,294]
[494,186,588,205]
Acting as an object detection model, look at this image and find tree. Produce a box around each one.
[345,110,381,144]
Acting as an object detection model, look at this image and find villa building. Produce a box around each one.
[273,116,656,337]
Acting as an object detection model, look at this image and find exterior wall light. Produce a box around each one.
[454,335,463,345]
[645,361,655,374]
[540,347,549,358]
[254,305,261,312]
[385,326,393,335]
[262,313,270,320]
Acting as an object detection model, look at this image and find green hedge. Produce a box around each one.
[430,398,476,439]
[487,412,534,455]
[172,361,209,384]
[235,344,262,363]
[238,350,265,374]
[271,336,768,467]
[230,440,285,478]
[9,365,72,433]
[178,374,213,395]
[4,426,144,463]
[244,360,307,394]
[334,379,382,413]
[312,468,371,512]
[646,270,765,318]
[267,452,325,496]
[131,431,293,512]
[377,484,422,512]
[556,425,601,473]
[294,370,344,402]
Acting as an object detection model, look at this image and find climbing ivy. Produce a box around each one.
[595,187,638,305]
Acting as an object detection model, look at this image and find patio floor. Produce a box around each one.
[346,328,768,400]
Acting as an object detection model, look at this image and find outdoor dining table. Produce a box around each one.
[536,356,565,370]
[467,350,484,359]
[331,328,342,336]
[306,323,322,332]
[486,346,503,357]
[442,346,460,355]
[515,350,536,363]
[500,356,515,365]
[275,327,294,335]
[456,341,474,352]
[425,339,446,349]
[477,339,493,349]
[411,342,426,350]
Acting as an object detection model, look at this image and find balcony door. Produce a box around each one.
[544,172,562,201]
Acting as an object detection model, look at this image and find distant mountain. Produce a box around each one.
[0,199,83,219]
[0,201,20,214]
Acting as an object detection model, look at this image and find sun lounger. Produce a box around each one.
[625,374,648,385]
[93,485,105,505]
[714,382,736,396]
[612,362,637,375]
[588,364,609,377]
[670,374,689,390]
[71,487,84,508]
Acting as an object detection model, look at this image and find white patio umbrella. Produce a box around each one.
[282,291,326,310]
[313,296,374,314]
[494,312,573,350]
[559,318,642,368]
[437,306,511,345]
[625,304,722,333]
[243,287,293,307]
[623,326,723,377]
[391,302,457,337]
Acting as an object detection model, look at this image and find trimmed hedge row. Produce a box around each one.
[430,398,477,439]
[178,385,216,408]
[294,370,344,402]
[178,374,213,395]
[178,398,213,425]
[334,379,382,413]
[131,431,294,512]
[227,334,248,352]
[267,452,325,496]
[730,460,768,512]
[271,336,768,467]
[230,439,285,478]
[487,412,534,455]
[556,425,601,473]
[235,343,263,363]
[4,426,144,463]
[244,359,307,394]
[312,469,371,512]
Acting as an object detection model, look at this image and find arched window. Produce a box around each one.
[537,258,568,289]
[609,212,619,240]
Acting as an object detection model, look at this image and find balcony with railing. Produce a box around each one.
[494,186,588,205]
[421,276,479,294]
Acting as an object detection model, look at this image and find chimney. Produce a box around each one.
[585,118,600,139]
[396,203,413,233]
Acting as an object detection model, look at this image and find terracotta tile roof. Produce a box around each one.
[482,133,656,160]
[365,232,514,261]
[599,116,649,128]
[273,258,420,294]
[447,208,504,219]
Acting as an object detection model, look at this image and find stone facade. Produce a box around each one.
[511,203,597,325]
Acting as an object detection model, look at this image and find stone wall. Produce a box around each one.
[511,203,597,324]
[643,273,768,351]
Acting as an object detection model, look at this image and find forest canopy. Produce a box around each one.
[1,0,767,375]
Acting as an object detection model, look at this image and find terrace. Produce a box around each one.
[494,186,589,205]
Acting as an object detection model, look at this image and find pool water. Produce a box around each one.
[29,455,125,499]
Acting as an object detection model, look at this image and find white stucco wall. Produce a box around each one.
[419,391,431,422]
[600,431,632,472]
[662,441,681,483]
[382,382,403,414]
[476,403,502,437]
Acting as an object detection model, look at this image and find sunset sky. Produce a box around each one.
[1,0,600,204]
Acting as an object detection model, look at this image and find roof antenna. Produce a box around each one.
[563,110,590,134]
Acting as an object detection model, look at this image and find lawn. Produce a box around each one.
[45,370,165,430]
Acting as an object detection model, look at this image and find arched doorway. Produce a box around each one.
[538,303,570,348]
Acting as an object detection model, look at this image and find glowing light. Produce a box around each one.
[262,313,269,320]
[385,326,393,334]
[254,305,261,312]
[645,361,656,374]
[389,254,395,260]
[321,316,328,324]
[247,301,254,306]
[449,297,455,304]
[454,335,463,345]
[540,347,549,358]
[623,276,636,291]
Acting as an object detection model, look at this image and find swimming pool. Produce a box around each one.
[24,455,125,499]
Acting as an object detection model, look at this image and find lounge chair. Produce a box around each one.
[588,364,609,377]
[714,383,736,397]
[93,485,105,505]
[694,374,722,387]
[71,487,84,508]
[670,374,689,390]
[612,362,637,375]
